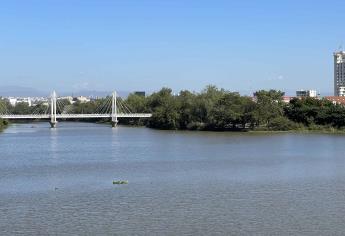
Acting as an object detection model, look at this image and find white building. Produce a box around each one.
[338,86,345,96]
[75,96,90,103]
[58,96,73,104]
[6,97,34,107]
[334,51,345,96]
[8,98,17,106]
[296,90,317,98]
[17,98,32,106]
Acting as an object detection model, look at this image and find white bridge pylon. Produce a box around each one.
[50,90,57,128]
[0,91,152,128]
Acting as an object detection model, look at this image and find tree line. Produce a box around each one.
[2,85,345,131]
[125,86,345,131]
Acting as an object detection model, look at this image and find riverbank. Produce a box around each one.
[3,119,345,135]
[147,122,345,134]
[248,129,345,135]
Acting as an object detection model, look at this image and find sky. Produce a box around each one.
[0,0,345,95]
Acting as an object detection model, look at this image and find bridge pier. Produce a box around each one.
[111,120,118,128]
[49,121,57,128]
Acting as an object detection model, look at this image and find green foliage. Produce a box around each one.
[71,101,97,114]
[253,90,285,126]
[209,92,251,129]
[143,86,345,131]
[143,86,284,131]
[0,118,8,130]
[267,116,301,131]
[285,97,345,128]
[2,99,49,116]
[147,88,180,129]
[12,102,31,114]
[126,94,148,113]
[112,180,128,185]
[177,90,197,129]
[135,86,291,131]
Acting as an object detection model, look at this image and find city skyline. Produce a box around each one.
[1,1,345,94]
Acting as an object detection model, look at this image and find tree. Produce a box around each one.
[12,102,31,114]
[176,90,197,129]
[209,92,243,129]
[253,90,285,126]
[147,88,180,129]
[125,93,148,113]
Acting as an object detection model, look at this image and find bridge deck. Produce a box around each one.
[0,113,152,119]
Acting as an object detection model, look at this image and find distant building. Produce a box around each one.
[7,98,17,106]
[338,86,345,96]
[58,96,73,104]
[74,96,90,103]
[282,96,295,103]
[18,98,32,106]
[324,96,345,106]
[334,51,345,96]
[296,90,317,98]
[134,91,145,97]
[7,97,32,106]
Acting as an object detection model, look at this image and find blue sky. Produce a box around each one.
[0,0,344,95]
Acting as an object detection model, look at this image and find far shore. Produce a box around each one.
[2,120,345,135]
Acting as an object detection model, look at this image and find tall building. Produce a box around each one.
[334,51,345,96]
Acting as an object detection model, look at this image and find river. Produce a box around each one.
[1,122,345,235]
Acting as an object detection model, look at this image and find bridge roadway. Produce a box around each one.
[0,113,152,119]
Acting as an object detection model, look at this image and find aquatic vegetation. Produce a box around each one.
[0,119,8,131]
[112,180,128,185]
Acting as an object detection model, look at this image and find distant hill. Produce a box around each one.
[0,86,47,97]
[59,90,131,98]
[0,86,332,98]
[0,86,133,98]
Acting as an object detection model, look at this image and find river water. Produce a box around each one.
[1,122,345,235]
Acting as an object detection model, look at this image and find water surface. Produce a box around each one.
[1,122,345,235]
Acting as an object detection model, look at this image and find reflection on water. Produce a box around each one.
[50,128,59,159]
[1,122,345,235]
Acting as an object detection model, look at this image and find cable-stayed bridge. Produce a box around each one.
[0,91,152,128]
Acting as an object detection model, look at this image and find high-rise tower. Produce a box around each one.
[334,51,345,96]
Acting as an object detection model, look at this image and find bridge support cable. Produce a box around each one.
[104,98,113,114]
[116,99,126,113]
[31,104,45,116]
[118,98,132,114]
[56,99,70,114]
[31,105,40,115]
[56,99,70,115]
[116,98,125,113]
[0,100,12,116]
[95,96,112,115]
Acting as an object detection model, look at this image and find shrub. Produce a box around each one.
[186,122,206,130]
[267,116,300,131]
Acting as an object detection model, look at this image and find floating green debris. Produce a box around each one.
[113,180,128,185]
